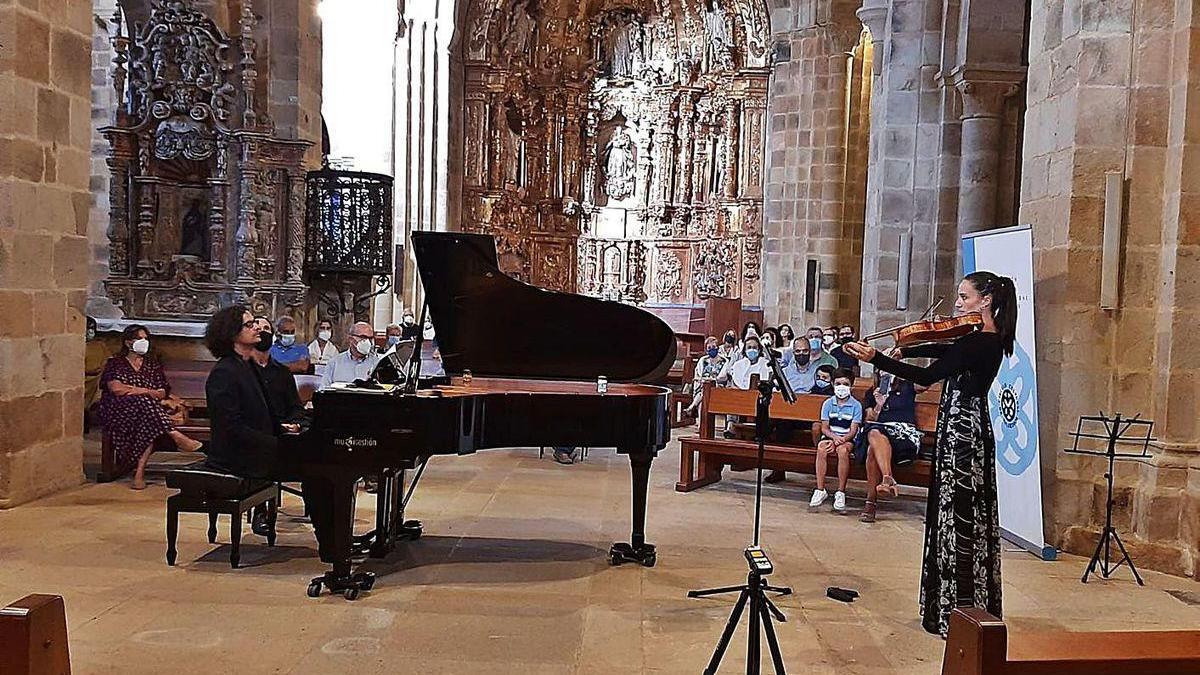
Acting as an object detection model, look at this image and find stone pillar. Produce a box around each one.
[0,0,92,507]
[949,71,1022,237]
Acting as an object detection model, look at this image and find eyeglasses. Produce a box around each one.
[351,334,373,340]
[242,320,257,328]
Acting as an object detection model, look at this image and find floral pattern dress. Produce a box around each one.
[97,356,175,477]
[869,331,1004,637]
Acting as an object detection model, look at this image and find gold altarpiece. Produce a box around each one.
[458,0,769,305]
[101,0,309,322]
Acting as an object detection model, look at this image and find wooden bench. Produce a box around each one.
[942,607,1200,675]
[677,380,938,492]
[0,594,70,675]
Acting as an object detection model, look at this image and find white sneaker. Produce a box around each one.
[809,489,828,508]
[833,491,847,511]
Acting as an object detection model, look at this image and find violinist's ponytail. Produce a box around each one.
[965,271,1017,356]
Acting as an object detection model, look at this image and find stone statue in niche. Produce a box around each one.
[654,250,683,300]
[703,0,734,72]
[604,126,636,200]
[607,18,644,78]
[503,100,524,186]
[179,199,209,259]
[502,0,537,62]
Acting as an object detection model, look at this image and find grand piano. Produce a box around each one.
[289,232,677,599]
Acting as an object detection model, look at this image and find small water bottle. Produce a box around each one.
[597,375,608,394]
[462,369,473,386]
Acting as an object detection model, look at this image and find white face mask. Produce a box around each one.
[823,335,835,347]
[280,334,296,347]
[131,338,150,355]
[834,384,851,400]
[318,329,332,342]
[354,338,373,356]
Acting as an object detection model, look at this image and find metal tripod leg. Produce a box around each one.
[1109,527,1145,586]
[703,589,749,675]
[1081,526,1108,583]
[688,585,746,598]
[759,595,787,674]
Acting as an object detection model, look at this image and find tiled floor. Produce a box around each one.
[2,433,1198,673]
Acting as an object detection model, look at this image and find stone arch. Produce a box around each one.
[451,0,772,305]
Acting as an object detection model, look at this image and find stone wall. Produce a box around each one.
[1024,0,1200,577]
[762,0,872,328]
[0,0,94,507]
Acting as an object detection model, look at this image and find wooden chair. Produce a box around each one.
[0,594,70,675]
[942,607,1200,675]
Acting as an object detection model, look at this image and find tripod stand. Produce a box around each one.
[688,350,795,674]
[1067,413,1153,586]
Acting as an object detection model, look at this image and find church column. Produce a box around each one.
[0,0,92,506]
[949,74,1022,236]
[722,100,740,200]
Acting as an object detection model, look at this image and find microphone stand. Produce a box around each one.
[687,347,796,674]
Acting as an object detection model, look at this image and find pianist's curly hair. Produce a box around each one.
[205,304,250,358]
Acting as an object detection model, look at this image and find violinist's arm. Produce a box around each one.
[899,343,951,359]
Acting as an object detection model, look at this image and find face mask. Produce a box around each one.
[792,352,809,366]
[403,316,415,326]
[823,335,835,347]
[255,332,273,352]
[318,329,332,342]
[387,335,402,347]
[839,336,853,344]
[808,338,822,351]
[834,384,852,399]
[762,337,773,347]
[86,329,97,341]
[279,334,296,347]
[813,380,831,392]
[423,327,435,340]
[706,347,719,358]
[744,349,760,361]
[724,335,736,345]
[355,338,373,356]
[131,338,150,355]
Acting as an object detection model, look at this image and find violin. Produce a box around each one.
[860,313,983,347]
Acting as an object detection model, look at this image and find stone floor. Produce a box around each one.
[3,433,1199,674]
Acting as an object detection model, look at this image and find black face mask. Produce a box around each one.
[793,352,809,366]
[724,335,736,345]
[839,336,854,344]
[255,331,273,352]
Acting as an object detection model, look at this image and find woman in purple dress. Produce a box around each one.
[98,325,203,488]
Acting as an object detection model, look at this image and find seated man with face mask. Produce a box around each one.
[399,310,421,340]
[268,316,311,375]
[320,321,383,389]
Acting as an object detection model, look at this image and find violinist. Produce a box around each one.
[842,271,1017,638]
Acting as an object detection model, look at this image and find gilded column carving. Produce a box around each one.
[286,172,306,282]
[239,1,258,129]
[107,159,130,277]
[675,94,696,205]
[135,181,156,273]
[723,99,740,200]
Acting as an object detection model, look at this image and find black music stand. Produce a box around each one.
[1065,413,1154,586]
[687,348,795,674]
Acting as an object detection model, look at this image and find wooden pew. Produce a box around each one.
[677,380,938,492]
[942,607,1200,675]
[0,594,71,675]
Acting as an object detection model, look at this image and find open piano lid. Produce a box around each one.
[412,232,677,383]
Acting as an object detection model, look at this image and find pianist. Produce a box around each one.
[320,321,383,389]
[203,306,342,568]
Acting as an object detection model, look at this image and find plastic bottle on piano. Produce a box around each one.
[597,375,608,394]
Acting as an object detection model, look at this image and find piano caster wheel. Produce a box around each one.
[344,588,360,601]
[400,520,423,540]
[306,582,322,598]
[354,572,376,591]
[608,542,657,567]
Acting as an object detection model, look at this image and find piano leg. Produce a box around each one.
[609,450,657,567]
[306,471,376,601]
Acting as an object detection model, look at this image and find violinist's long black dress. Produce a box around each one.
[869,331,1004,637]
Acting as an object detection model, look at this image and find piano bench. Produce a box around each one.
[165,462,280,569]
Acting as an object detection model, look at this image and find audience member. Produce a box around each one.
[791,330,838,372]
[84,317,109,423]
[858,373,925,523]
[761,327,783,359]
[765,342,823,479]
[400,309,421,339]
[831,324,859,373]
[811,364,835,396]
[269,316,310,374]
[684,336,728,417]
[822,327,838,351]
[384,323,403,351]
[717,336,771,390]
[98,325,203,489]
[320,321,383,388]
[719,330,739,360]
[307,319,340,375]
[777,323,796,349]
[251,318,306,424]
[810,368,862,512]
